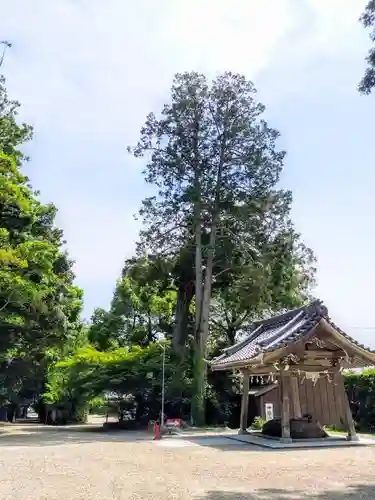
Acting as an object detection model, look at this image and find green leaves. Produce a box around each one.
[127,71,317,424]
[0,75,33,161]
[0,76,84,407]
[345,369,375,431]
[89,257,176,350]
[359,1,375,94]
[44,342,175,410]
[130,72,315,349]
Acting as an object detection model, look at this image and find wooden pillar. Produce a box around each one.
[335,372,358,442]
[279,369,292,442]
[239,369,250,434]
[290,374,302,419]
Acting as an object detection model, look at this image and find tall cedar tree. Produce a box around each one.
[130,72,314,425]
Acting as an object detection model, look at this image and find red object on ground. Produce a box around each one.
[154,423,161,440]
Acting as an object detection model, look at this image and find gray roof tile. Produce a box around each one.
[211,300,375,368]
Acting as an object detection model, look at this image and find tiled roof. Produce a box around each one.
[211,300,375,368]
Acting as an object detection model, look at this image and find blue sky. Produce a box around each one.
[2,0,375,346]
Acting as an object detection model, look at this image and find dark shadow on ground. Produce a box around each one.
[13,418,40,424]
[0,426,151,447]
[196,483,375,499]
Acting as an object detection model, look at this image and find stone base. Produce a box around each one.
[262,418,328,440]
[346,434,360,442]
[229,432,375,449]
[280,437,293,444]
[238,429,250,435]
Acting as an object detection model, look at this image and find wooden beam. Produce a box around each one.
[320,319,375,367]
[334,373,359,442]
[279,369,292,442]
[290,374,302,419]
[212,356,345,374]
[248,364,340,375]
[303,350,347,359]
[239,369,250,434]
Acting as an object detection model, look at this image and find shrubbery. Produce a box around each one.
[344,369,375,432]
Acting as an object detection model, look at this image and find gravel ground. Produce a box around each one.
[0,426,375,500]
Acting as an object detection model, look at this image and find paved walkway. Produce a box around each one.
[0,425,375,499]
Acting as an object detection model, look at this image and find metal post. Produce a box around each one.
[0,41,12,68]
[239,369,250,434]
[161,345,165,428]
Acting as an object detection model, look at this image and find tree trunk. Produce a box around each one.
[191,205,205,425]
[200,130,225,346]
[195,214,203,333]
[191,340,206,426]
[147,310,153,342]
[35,401,47,424]
[7,403,17,423]
[201,216,218,345]
[227,324,236,346]
[22,406,28,419]
[191,132,224,426]
[191,215,218,426]
[172,285,193,351]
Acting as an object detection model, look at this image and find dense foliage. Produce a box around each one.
[359,1,375,94]
[89,257,176,350]
[129,72,315,424]
[0,73,85,420]
[44,341,193,424]
[345,369,375,432]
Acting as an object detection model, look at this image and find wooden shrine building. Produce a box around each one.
[210,300,375,442]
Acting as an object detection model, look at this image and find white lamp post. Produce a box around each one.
[0,41,11,67]
[160,343,165,427]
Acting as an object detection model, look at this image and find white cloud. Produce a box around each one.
[1,0,297,134]
[156,0,296,74]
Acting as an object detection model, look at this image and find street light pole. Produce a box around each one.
[161,344,165,427]
[0,41,12,68]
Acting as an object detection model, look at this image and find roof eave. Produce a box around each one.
[321,318,375,367]
[210,356,260,372]
[210,350,281,372]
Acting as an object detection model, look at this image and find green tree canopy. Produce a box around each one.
[89,257,176,350]
[359,1,375,94]
[45,341,192,423]
[0,75,32,160]
[0,72,84,409]
[129,71,316,424]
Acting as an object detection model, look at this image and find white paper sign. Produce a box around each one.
[265,403,274,421]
